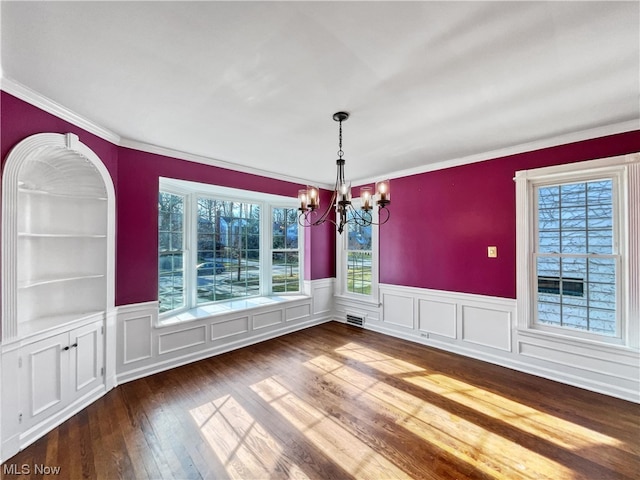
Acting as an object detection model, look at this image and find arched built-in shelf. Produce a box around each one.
[2,133,115,339]
[1,132,116,462]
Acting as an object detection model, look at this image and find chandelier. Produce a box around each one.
[297,112,390,234]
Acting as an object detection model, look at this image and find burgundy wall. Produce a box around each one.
[3,91,637,304]
[302,188,336,281]
[1,92,335,307]
[380,131,640,298]
[116,148,335,305]
[0,92,118,182]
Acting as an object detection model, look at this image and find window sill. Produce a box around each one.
[517,327,638,355]
[158,294,310,327]
[333,293,380,308]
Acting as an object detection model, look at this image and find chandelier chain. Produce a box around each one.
[337,119,344,159]
[297,111,390,234]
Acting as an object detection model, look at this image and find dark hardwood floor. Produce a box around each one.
[2,321,639,479]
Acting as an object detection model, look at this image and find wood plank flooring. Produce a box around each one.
[2,321,639,479]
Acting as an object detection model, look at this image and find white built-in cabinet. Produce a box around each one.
[19,320,104,432]
[1,133,115,462]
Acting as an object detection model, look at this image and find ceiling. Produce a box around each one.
[2,1,639,186]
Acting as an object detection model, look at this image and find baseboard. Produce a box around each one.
[1,385,106,463]
[117,315,332,385]
[337,284,640,403]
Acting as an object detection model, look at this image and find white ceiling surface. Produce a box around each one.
[2,1,639,186]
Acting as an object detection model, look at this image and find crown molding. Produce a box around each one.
[1,76,121,145]
[1,76,330,189]
[3,76,636,190]
[119,138,331,189]
[352,119,640,186]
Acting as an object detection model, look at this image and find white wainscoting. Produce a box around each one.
[336,284,639,403]
[307,278,334,316]
[116,280,333,385]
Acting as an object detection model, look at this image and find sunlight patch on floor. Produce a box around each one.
[308,353,574,480]
[405,373,625,454]
[335,342,425,375]
[337,342,624,455]
[190,394,310,480]
[251,376,413,480]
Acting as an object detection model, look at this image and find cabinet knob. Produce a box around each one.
[71,343,78,348]
[62,346,70,351]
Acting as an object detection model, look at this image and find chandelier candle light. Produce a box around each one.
[298,111,390,234]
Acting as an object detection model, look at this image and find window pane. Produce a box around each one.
[537,180,614,255]
[273,208,298,250]
[196,197,261,304]
[535,254,616,336]
[560,182,585,207]
[158,192,184,313]
[347,251,372,295]
[271,208,301,293]
[272,251,299,293]
[348,224,372,251]
[535,179,616,336]
[346,210,373,295]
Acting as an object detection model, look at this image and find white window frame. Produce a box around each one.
[158,187,190,314]
[515,153,639,349]
[270,205,303,294]
[336,197,380,304]
[159,178,303,319]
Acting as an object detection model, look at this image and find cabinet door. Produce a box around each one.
[71,321,104,397]
[20,332,70,430]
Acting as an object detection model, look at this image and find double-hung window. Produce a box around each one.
[346,217,373,295]
[158,178,302,317]
[515,154,639,347]
[535,178,618,335]
[271,207,301,293]
[338,199,379,301]
[158,191,186,313]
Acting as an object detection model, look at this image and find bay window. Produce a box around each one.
[158,178,302,317]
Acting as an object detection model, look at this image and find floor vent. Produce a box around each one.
[346,314,364,327]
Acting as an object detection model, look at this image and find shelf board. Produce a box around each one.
[19,274,105,289]
[18,232,107,238]
[18,310,105,338]
[18,186,107,201]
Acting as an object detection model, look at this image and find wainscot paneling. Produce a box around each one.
[461,305,511,352]
[382,292,414,329]
[158,325,207,355]
[253,310,283,330]
[286,303,311,322]
[418,299,456,339]
[122,315,153,364]
[353,284,639,403]
[116,282,332,385]
[210,316,249,341]
[307,279,334,315]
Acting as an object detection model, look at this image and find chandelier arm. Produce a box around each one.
[348,205,371,226]
[297,111,390,234]
[348,204,391,227]
[299,212,340,229]
[378,205,391,225]
[310,187,338,226]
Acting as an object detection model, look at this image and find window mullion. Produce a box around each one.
[186,192,195,309]
[261,202,270,296]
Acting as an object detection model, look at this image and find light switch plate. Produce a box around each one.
[488,246,498,258]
